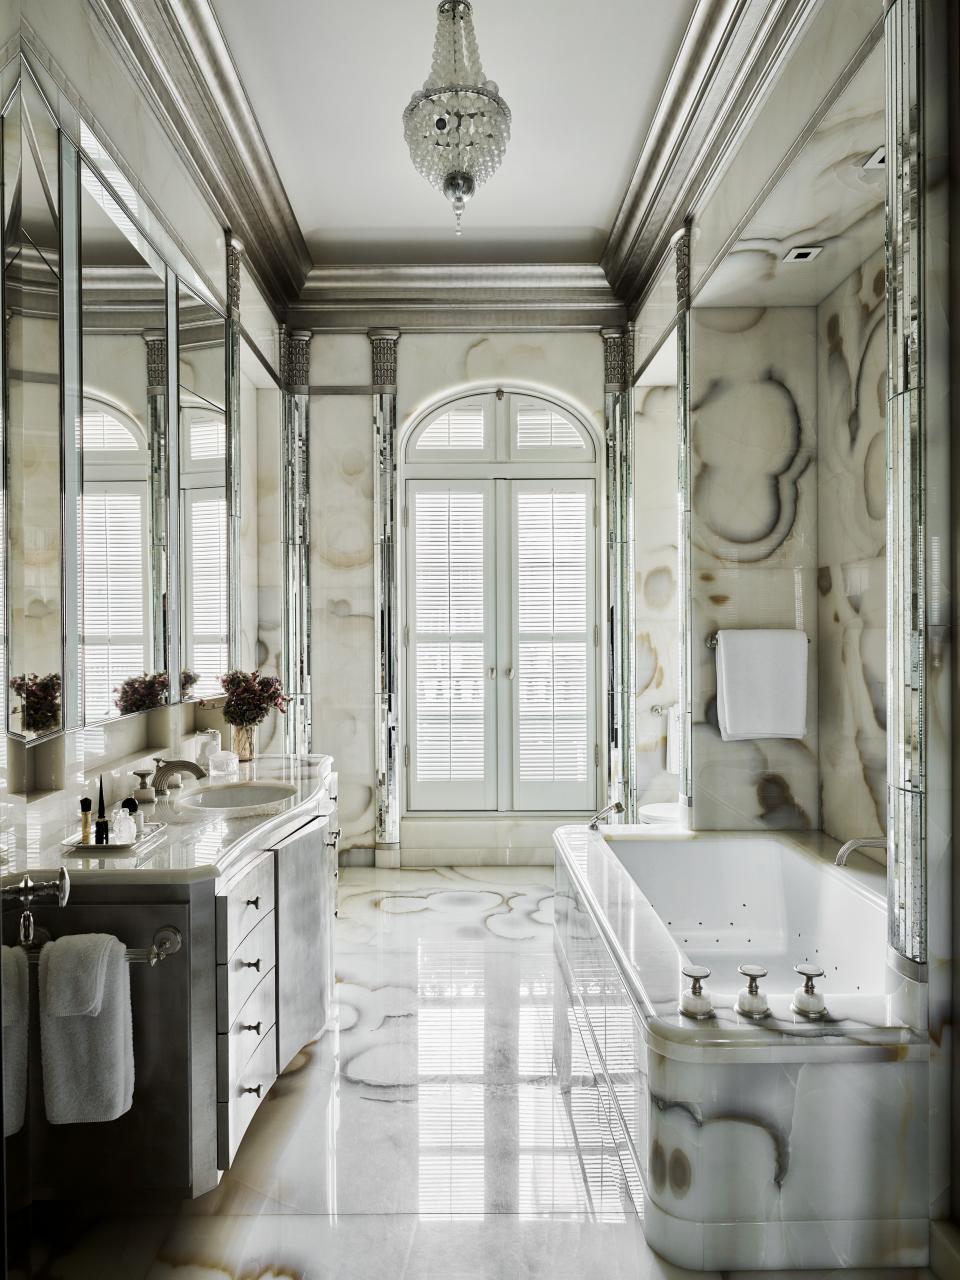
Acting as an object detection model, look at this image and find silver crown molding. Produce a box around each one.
[289,263,626,333]
[87,0,310,314]
[602,0,820,314]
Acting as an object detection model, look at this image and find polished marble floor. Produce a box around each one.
[40,866,693,1279]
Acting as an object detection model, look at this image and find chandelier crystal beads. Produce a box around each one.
[403,0,511,235]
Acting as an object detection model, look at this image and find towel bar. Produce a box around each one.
[705,631,811,649]
[21,925,182,968]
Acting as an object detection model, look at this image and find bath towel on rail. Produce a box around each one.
[2,944,28,1136]
[39,934,134,1124]
[715,628,807,740]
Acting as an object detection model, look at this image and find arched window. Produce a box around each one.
[403,390,599,815]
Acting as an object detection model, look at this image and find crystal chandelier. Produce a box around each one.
[403,0,511,235]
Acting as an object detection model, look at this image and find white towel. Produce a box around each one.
[665,706,681,775]
[715,629,807,741]
[39,934,134,1124]
[2,945,28,1136]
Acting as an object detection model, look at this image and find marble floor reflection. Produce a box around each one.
[44,868,684,1279]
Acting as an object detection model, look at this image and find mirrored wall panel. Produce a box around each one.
[178,281,227,700]
[6,72,62,739]
[77,162,169,723]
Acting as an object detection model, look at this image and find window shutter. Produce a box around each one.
[515,405,584,451]
[80,487,149,720]
[407,481,496,810]
[183,491,228,695]
[416,402,485,452]
[513,482,594,810]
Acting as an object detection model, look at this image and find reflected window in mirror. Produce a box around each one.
[78,161,169,723]
[6,73,64,738]
[178,282,227,700]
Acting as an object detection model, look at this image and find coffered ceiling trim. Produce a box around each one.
[602,0,820,314]
[288,263,626,333]
[89,0,311,314]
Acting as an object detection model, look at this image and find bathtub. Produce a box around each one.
[552,824,929,1270]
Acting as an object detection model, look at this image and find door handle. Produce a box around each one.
[506,665,514,680]
[488,666,496,679]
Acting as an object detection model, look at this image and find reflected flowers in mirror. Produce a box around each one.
[114,671,169,716]
[10,672,62,734]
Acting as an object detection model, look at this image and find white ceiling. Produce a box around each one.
[211,0,696,266]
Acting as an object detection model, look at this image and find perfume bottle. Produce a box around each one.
[80,796,93,846]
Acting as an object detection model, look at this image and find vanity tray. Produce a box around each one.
[61,821,166,857]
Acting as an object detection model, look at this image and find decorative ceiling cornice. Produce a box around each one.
[89,0,310,315]
[602,0,820,315]
[289,263,626,333]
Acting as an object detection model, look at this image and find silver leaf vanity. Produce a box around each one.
[1,754,338,1198]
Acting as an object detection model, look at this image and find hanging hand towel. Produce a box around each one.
[2,945,29,1136]
[39,934,134,1124]
[715,629,807,741]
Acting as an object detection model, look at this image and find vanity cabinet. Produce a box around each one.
[272,816,335,1074]
[213,812,337,1169]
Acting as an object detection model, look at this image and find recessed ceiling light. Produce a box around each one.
[863,146,886,170]
[783,246,823,263]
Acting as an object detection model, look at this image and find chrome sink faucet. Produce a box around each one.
[151,757,208,797]
[835,836,887,866]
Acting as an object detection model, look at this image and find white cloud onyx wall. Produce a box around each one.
[308,332,603,854]
[689,308,819,831]
[633,384,679,806]
[816,247,886,845]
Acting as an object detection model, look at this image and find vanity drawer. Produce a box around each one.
[217,968,277,1100]
[216,853,275,964]
[217,1023,277,1170]
[216,911,276,1032]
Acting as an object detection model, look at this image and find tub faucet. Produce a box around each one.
[835,836,886,866]
[151,757,207,797]
[588,800,624,831]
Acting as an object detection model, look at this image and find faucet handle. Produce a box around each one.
[679,964,713,1020]
[736,964,770,1019]
[792,962,826,1019]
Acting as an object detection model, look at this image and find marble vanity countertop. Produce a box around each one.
[1,755,334,887]
[555,823,927,1064]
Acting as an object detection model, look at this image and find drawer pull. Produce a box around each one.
[239,1021,262,1035]
[241,1083,262,1098]
[239,958,261,972]
[245,896,261,909]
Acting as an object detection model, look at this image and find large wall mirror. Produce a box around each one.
[6,71,63,739]
[177,281,228,701]
[77,162,170,724]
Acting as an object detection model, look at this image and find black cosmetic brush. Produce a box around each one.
[95,776,110,845]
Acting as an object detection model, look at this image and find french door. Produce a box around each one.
[406,476,597,813]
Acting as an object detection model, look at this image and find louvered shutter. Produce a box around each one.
[407,480,496,810]
[80,485,150,720]
[511,480,595,810]
[183,488,228,696]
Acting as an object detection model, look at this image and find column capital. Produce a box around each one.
[284,329,311,391]
[142,329,167,389]
[601,327,627,392]
[368,328,400,390]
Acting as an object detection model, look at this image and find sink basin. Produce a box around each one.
[178,780,298,818]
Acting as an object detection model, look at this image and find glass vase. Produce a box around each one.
[232,723,257,763]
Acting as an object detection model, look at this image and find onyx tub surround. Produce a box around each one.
[1,754,339,1199]
[552,823,929,1269]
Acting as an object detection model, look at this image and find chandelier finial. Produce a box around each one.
[403,1,510,234]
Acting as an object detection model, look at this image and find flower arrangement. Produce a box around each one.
[180,669,200,698]
[219,670,290,727]
[10,672,62,734]
[114,671,169,716]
